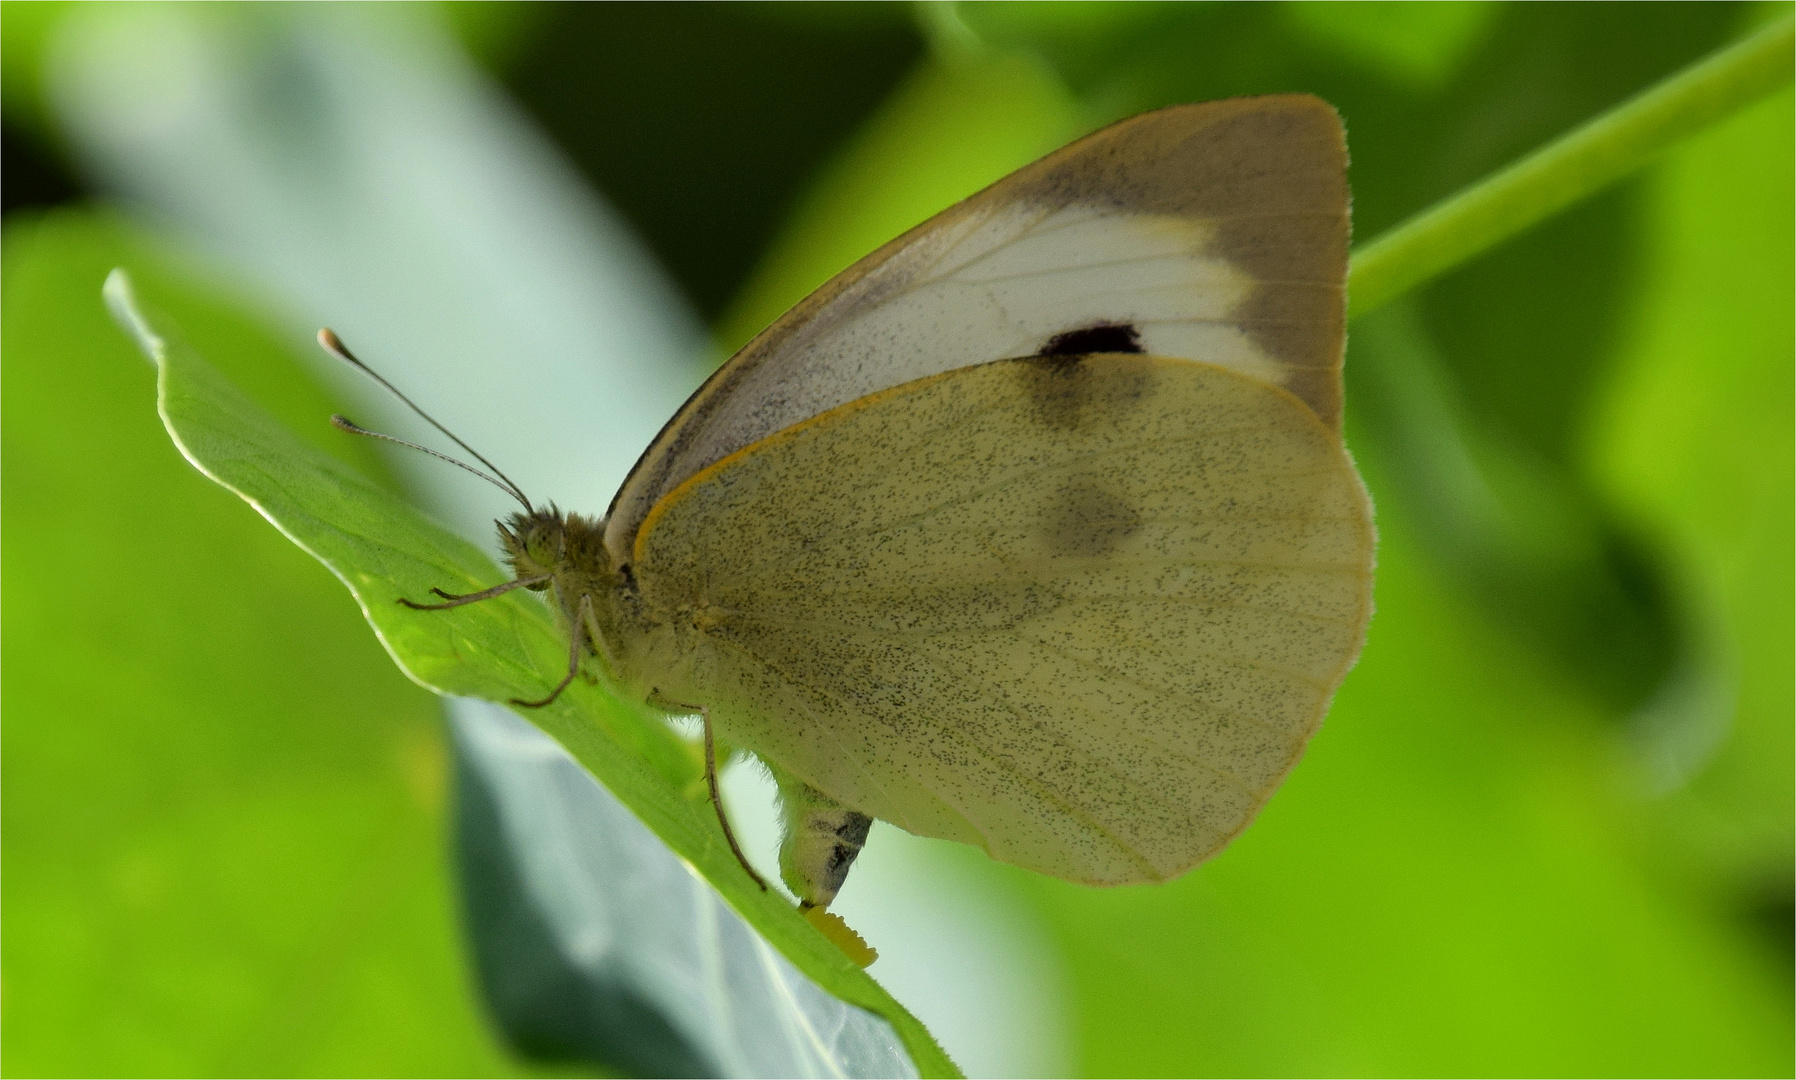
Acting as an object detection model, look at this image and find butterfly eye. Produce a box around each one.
[524,527,559,566]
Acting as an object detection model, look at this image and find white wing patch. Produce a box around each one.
[922,205,1282,385]
[794,202,1273,385]
[607,205,1277,558]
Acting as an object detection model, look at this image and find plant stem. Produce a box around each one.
[1349,15,1795,318]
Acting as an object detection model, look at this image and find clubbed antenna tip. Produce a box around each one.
[318,327,349,359]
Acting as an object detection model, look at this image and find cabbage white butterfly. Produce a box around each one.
[328,94,1373,931]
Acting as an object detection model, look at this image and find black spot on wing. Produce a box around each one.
[1042,481,1142,558]
[1038,321,1143,360]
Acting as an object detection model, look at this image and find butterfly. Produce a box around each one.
[326,93,1374,935]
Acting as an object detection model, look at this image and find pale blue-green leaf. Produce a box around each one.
[454,702,918,1078]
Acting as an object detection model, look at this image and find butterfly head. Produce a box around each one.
[499,506,612,593]
[499,507,569,589]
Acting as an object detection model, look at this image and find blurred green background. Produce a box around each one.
[4,2,1790,1076]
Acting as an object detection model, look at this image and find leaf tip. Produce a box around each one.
[102,268,164,365]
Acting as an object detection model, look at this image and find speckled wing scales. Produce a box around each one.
[606,95,1349,565]
[632,357,1374,884]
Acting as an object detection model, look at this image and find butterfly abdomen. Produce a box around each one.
[771,764,875,908]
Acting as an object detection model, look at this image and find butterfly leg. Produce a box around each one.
[510,592,589,708]
[400,574,548,610]
[701,704,770,892]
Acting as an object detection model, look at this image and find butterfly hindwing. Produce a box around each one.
[630,354,1373,884]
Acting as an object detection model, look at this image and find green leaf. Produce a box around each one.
[104,268,959,1079]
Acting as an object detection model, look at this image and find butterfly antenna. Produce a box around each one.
[328,415,532,510]
[318,328,535,513]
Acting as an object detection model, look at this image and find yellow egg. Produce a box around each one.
[333,94,1374,914]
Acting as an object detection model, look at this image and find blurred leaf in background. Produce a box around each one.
[1591,71,1795,962]
[4,1,1791,1077]
[500,1,927,323]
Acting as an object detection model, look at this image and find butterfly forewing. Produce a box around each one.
[605,95,1349,566]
